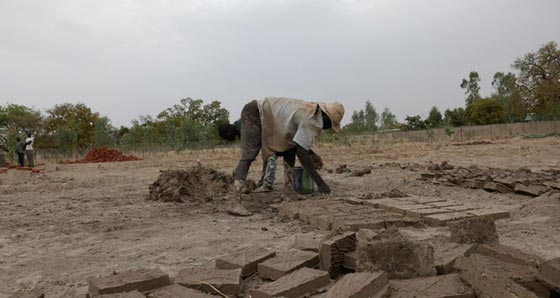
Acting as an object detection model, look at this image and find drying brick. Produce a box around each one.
[215,245,276,277]
[251,268,330,298]
[176,268,242,297]
[88,268,170,296]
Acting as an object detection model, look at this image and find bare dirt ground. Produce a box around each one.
[1,137,559,297]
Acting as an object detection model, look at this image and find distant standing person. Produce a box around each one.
[25,133,35,167]
[16,137,26,167]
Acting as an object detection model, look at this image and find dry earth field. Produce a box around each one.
[1,137,560,297]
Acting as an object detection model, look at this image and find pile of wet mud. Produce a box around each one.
[514,191,560,223]
[148,166,233,203]
[65,147,139,163]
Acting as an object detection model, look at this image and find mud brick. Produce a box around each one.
[176,268,242,296]
[88,268,170,296]
[420,172,436,179]
[251,268,330,298]
[325,271,388,298]
[357,228,379,242]
[455,255,539,298]
[406,208,453,218]
[410,197,447,204]
[494,177,517,188]
[293,233,326,252]
[215,245,276,276]
[320,232,357,277]
[433,243,474,274]
[8,291,44,298]
[538,257,560,291]
[448,216,499,244]
[444,204,480,212]
[514,184,547,197]
[100,291,145,298]
[258,249,320,280]
[389,273,474,298]
[428,201,463,208]
[424,212,472,226]
[398,204,433,211]
[357,239,436,279]
[483,182,513,193]
[468,244,544,268]
[149,284,216,298]
[331,217,386,232]
[467,209,510,220]
[342,251,358,271]
[544,181,560,190]
[461,180,484,189]
[299,207,331,224]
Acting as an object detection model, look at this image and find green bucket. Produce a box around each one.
[293,167,317,194]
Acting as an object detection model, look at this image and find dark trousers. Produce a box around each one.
[17,153,25,167]
[26,150,34,167]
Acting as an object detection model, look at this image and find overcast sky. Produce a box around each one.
[1,0,559,126]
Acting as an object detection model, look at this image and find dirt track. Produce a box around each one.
[1,137,560,297]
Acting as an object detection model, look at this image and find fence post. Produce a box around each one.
[490,125,493,141]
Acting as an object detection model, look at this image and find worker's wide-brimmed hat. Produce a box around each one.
[318,102,345,132]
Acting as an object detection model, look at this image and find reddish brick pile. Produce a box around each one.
[67,147,139,164]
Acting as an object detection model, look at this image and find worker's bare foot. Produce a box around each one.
[226,202,252,217]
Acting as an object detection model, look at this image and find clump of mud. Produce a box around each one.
[148,166,233,203]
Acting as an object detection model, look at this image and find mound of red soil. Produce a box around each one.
[66,147,139,164]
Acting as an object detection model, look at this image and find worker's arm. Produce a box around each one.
[296,145,331,194]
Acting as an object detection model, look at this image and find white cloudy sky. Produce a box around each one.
[1,0,559,126]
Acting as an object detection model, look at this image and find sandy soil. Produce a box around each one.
[1,137,559,297]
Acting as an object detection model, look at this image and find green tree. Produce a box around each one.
[364,100,378,131]
[465,98,505,125]
[512,41,560,120]
[425,106,443,128]
[444,108,467,127]
[45,103,99,151]
[94,116,115,147]
[404,115,426,130]
[491,72,526,122]
[460,71,481,106]
[379,107,398,129]
[0,104,43,156]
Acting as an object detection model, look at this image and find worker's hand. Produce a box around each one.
[318,182,331,195]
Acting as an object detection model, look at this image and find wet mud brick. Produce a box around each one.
[467,243,544,268]
[8,291,44,298]
[448,216,499,244]
[176,268,242,296]
[455,255,539,298]
[293,233,326,252]
[514,183,548,197]
[88,268,170,296]
[251,267,330,298]
[258,249,320,280]
[215,245,276,276]
[424,212,473,226]
[483,182,514,193]
[357,239,436,279]
[466,208,511,220]
[150,284,217,298]
[538,257,560,291]
[325,271,388,298]
[389,273,474,298]
[544,181,560,190]
[100,291,145,298]
[343,251,358,271]
[433,242,474,274]
[320,232,357,277]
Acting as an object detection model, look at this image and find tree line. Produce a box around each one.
[0,98,229,159]
[344,41,560,131]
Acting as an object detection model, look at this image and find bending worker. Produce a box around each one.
[228,97,344,216]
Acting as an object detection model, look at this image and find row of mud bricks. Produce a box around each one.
[11,218,560,298]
